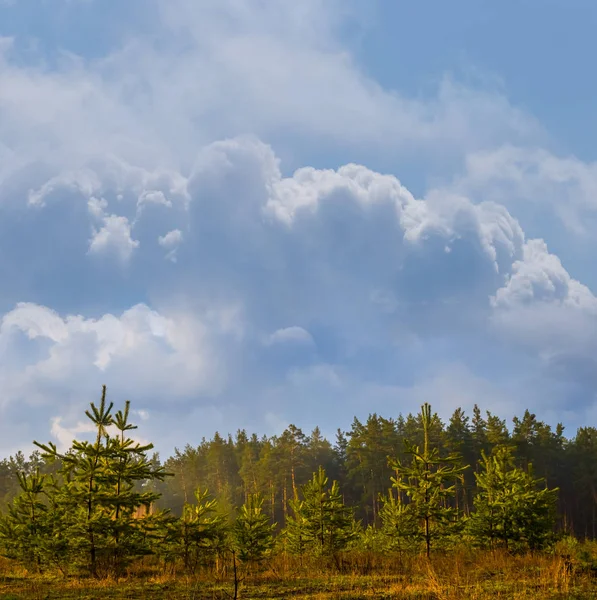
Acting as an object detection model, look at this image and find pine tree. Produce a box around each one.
[34,386,170,576]
[389,403,467,558]
[107,400,170,573]
[346,415,399,524]
[160,487,227,572]
[0,470,49,570]
[485,411,510,449]
[232,493,275,569]
[378,491,419,553]
[471,404,488,467]
[284,467,355,562]
[284,497,309,557]
[446,408,474,513]
[468,445,558,551]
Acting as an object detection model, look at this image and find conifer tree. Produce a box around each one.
[34,386,169,576]
[161,487,228,572]
[284,497,309,557]
[468,445,558,551]
[107,400,169,572]
[389,403,467,558]
[0,470,49,570]
[446,408,475,513]
[378,491,419,553]
[471,404,488,467]
[232,493,274,568]
[285,467,355,562]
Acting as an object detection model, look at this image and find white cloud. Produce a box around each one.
[492,239,597,313]
[0,137,595,450]
[138,190,172,210]
[456,145,597,234]
[267,326,314,346]
[158,229,182,248]
[0,0,595,452]
[491,242,597,348]
[88,214,139,263]
[0,302,222,396]
[158,228,183,261]
[0,0,541,203]
[50,416,95,451]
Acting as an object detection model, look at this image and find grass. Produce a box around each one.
[1,547,596,599]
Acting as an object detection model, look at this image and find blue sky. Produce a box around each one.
[1,0,597,456]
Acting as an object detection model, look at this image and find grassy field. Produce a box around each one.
[1,548,596,599]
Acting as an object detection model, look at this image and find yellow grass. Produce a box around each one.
[0,546,595,599]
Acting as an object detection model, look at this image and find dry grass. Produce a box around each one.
[0,547,595,599]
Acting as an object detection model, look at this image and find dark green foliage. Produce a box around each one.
[159,488,227,572]
[284,467,355,559]
[0,470,60,571]
[1,386,171,577]
[233,493,274,566]
[468,445,558,551]
[378,492,419,553]
[389,403,467,558]
[2,393,597,573]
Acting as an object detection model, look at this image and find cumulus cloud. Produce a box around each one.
[158,229,182,248]
[0,302,220,388]
[88,214,139,263]
[489,239,597,395]
[0,298,240,450]
[1,133,595,451]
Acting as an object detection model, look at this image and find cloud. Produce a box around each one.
[158,228,183,261]
[88,214,139,263]
[455,145,597,235]
[484,238,597,419]
[50,416,96,452]
[0,301,228,449]
[1,134,595,452]
[0,0,541,196]
[0,0,595,454]
[267,326,314,346]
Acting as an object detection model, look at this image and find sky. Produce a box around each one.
[1,0,597,457]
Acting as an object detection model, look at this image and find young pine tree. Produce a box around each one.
[161,487,228,572]
[389,403,467,558]
[284,497,309,558]
[0,470,53,571]
[232,493,275,569]
[285,467,354,562]
[468,445,558,551]
[34,386,169,576]
[378,491,419,554]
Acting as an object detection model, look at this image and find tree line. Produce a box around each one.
[0,386,593,577]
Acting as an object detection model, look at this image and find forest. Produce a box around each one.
[1,386,597,599]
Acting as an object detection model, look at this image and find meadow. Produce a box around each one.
[1,545,597,600]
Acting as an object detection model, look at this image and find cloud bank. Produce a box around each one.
[0,0,595,455]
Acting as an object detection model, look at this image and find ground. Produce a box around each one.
[1,550,596,599]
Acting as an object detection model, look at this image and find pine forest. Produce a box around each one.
[2,387,597,598]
